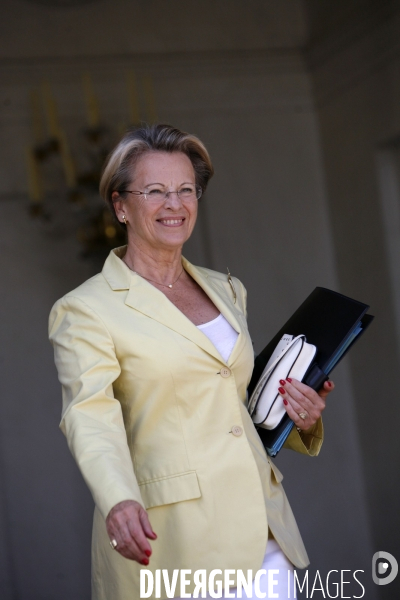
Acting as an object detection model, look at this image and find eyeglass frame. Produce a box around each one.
[117,185,203,203]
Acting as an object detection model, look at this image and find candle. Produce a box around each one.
[82,73,100,128]
[127,70,140,125]
[142,76,157,123]
[58,129,77,189]
[26,146,43,203]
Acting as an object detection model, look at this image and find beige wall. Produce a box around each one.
[308,6,400,598]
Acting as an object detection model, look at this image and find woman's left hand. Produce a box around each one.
[278,378,335,431]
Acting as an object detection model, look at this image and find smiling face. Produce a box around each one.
[113,151,198,254]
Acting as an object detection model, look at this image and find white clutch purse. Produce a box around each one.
[248,334,317,430]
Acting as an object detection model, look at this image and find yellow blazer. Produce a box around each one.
[49,246,323,600]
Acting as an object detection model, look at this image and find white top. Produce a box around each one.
[197,313,239,363]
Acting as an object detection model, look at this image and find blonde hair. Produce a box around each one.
[100,124,214,225]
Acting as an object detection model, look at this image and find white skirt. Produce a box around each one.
[174,540,294,599]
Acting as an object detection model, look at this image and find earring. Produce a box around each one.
[122,214,127,225]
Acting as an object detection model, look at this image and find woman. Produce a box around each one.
[49,124,333,600]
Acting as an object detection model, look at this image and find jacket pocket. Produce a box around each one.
[139,471,201,509]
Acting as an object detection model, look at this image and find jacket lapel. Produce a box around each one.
[102,247,246,366]
[182,258,247,366]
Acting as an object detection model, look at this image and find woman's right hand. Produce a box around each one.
[106,500,157,564]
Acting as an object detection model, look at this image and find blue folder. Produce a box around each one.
[248,287,374,457]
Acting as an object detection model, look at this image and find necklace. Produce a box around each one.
[139,268,184,289]
[124,258,184,289]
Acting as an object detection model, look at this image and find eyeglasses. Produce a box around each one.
[118,184,202,203]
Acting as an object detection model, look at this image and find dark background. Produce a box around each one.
[0,1,399,598]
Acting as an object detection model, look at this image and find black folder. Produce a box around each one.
[248,287,374,456]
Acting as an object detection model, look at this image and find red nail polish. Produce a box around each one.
[279,379,286,386]
[327,381,332,387]
[278,387,285,395]
[283,399,288,405]
[286,378,292,383]
[142,558,149,566]
[145,550,151,557]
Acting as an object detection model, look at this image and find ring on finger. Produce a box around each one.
[110,539,118,549]
[298,411,308,420]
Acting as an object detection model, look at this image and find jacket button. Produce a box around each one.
[220,367,231,378]
[231,425,243,437]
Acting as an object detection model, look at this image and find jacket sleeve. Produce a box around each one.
[49,295,144,520]
[283,418,324,456]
